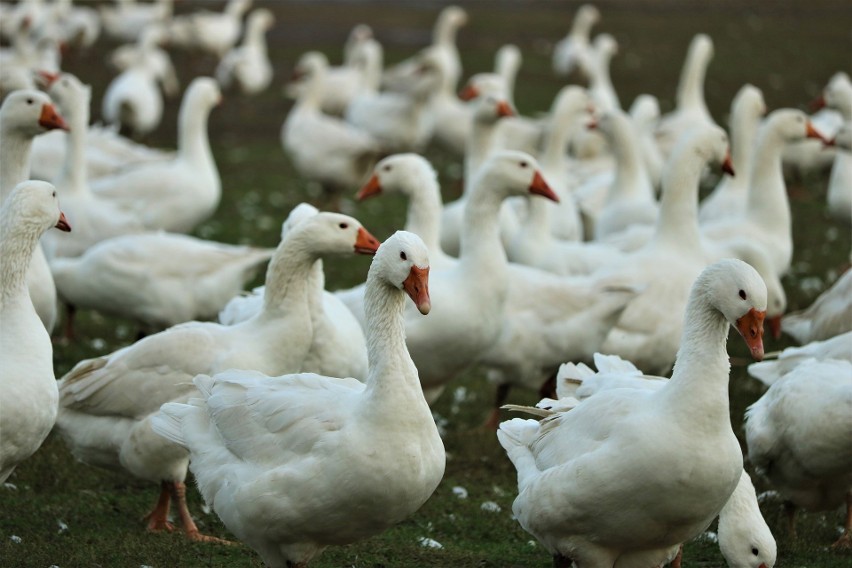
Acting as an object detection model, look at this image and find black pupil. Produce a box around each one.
[400,251,407,260]
[739,290,747,300]
[751,547,758,555]
[339,223,348,229]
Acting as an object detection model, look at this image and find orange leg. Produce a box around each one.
[142,481,175,532]
[830,490,852,549]
[169,481,233,544]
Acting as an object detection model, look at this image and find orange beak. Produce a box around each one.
[458,84,479,101]
[805,121,830,144]
[496,100,514,118]
[36,70,59,87]
[721,151,735,176]
[55,211,71,232]
[356,174,382,200]
[736,307,766,361]
[529,171,560,203]
[39,103,69,131]
[403,265,431,315]
[353,226,380,255]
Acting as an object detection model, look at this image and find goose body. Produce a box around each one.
[0,180,70,482]
[552,4,600,79]
[152,231,445,567]
[748,331,852,387]
[99,0,173,43]
[745,357,852,547]
[827,121,851,224]
[782,269,852,344]
[498,258,768,567]
[55,212,379,540]
[0,89,68,334]
[92,77,222,234]
[215,8,274,95]
[166,0,252,58]
[51,231,274,332]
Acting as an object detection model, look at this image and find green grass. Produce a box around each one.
[2,1,852,566]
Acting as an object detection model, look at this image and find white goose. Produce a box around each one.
[702,109,830,277]
[166,0,252,58]
[699,84,767,224]
[552,3,600,79]
[214,7,274,95]
[440,93,515,257]
[101,26,178,137]
[51,231,275,336]
[281,51,382,203]
[782,269,852,344]
[151,231,445,568]
[498,258,768,568]
[587,33,621,113]
[0,89,68,334]
[55,212,379,542]
[628,94,664,191]
[747,331,852,386]
[745,356,852,549]
[218,203,374,381]
[345,49,443,153]
[39,72,146,260]
[0,180,70,482]
[595,124,733,375]
[655,33,719,161]
[825,80,852,223]
[92,77,222,234]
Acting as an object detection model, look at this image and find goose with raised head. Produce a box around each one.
[702,109,831,277]
[55,212,379,541]
[595,124,734,375]
[0,89,68,334]
[498,258,768,568]
[587,33,621,113]
[345,49,443,153]
[745,356,852,549]
[166,0,252,58]
[699,84,767,224]
[51,231,275,336]
[281,51,383,206]
[215,7,275,95]
[101,25,178,137]
[591,108,657,241]
[0,180,70,482]
[151,231,444,567]
[92,77,222,234]
[782,269,852,344]
[39,72,146,260]
[552,3,600,79]
[628,94,664,190]
[655,33,719,161]
[440,93,515,257]
[824,80,852,223]
[219,203,372,381]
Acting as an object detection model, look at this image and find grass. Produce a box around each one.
[2,1,851,566]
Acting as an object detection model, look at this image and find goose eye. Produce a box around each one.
[52,191,56,197]
[520,161,528,168]
[739,290,747,300]
[751,547,759,556]
[338,223,348,229]
[26,98,33,104]
[383,165,392,172]
[400,251,407,260]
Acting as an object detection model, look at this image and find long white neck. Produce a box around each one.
[464,116,500,191]
[0,130,34,202]
[651,147,705,251]
[178,94,214,167]
[657,280,732,428]
[459,178,509,276]
[296,67,324,112]
[606,121,652,203]
[677,42,711,115]
[259,235,317,319]
[56,91,90,195]
[745,123,789,233]
[0,213,39,306]
[402,172,444,255]
[244,17,268,53]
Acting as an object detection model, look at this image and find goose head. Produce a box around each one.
[435,5,468,41]
[186,76,222,109]
[761,108,830,146]
[288,212,380,257]
[573,4,601,35]
[592,33,618,61]
[45,72,90,118]
[467,93,515,123]
[357,153,436,200]
[372,230,431,315]
[0,89,68,135]
[472,150,560,203]
[733,84,767,121]
[673,123,734,177]
[717,473,777,568]
[247,8,275,32]
[700,258,768,361]
[2,180,71,234]
[290,50,327,83]
[815,71,852,117]
[279,202,320,240]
